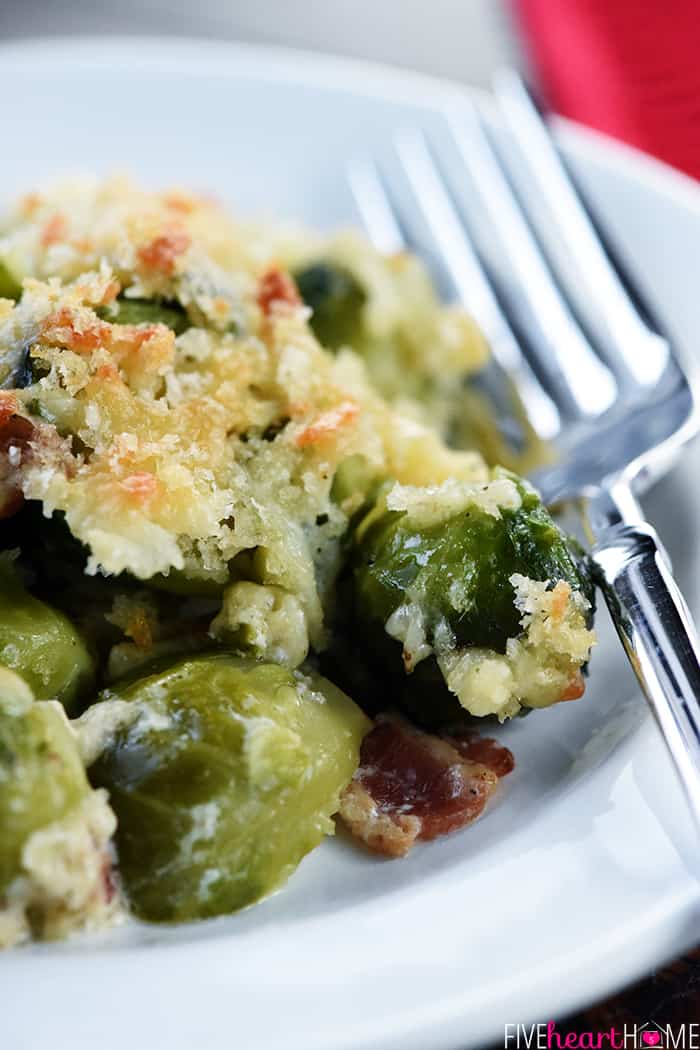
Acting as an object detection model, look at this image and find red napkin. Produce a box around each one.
[513,0,700,181]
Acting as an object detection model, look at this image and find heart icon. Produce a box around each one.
[642,1034,661,1046]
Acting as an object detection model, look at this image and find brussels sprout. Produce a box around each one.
[294,261,366,349]
[0,260,22,301]
[89,655,370,922]
[0,555,95,713]
[0,669,90,897]
[337,473,594,727]
[352,477,591,652]
[98,296,190,335]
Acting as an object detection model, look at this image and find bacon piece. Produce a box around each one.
[0,488,24,520]
[0,412,34,454]
[0,396,74,518]
[445,730,516,778]
[339,715,513,858]
[294,400,358,449]
[137,232,191,275]
[0,399,36,518]
[257,267,301,316]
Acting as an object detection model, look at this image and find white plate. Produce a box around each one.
[1,37,700,1050]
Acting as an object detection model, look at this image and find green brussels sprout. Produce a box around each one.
[0,260,23,301]
[0,555,95,713]
[294,261,366,349]
[353,477,591,652]
[336,472,594,728]
[98,296,190,335]
[89,654,370,922]
[0,669,90,898]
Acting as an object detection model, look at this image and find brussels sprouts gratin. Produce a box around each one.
[0,178,595,946]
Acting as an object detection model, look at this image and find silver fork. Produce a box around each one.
[348,72,700,832]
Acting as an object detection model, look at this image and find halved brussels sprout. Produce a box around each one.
[336,472,595,727]
[0,556,95,713]
[0,669,89,897]
[294,261,366,349]
[88,655,370,922]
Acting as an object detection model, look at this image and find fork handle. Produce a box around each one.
[589,485,700,829]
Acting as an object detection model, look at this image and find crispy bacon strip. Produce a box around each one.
[445,730,516,778]
[339,715,514,858]
[257,267,301,316]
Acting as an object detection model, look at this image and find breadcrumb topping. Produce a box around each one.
[0,177,487,652]
[435,574,596,720]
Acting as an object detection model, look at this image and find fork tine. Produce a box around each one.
[442,104,617,420]
[347,158,406,255]
[381,130,560,439]
[493,70,669,386]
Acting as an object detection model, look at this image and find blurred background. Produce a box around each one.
[0,1,522,86]
[3,0,699,182]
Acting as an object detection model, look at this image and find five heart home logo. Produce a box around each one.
[503,1018,696,1050]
